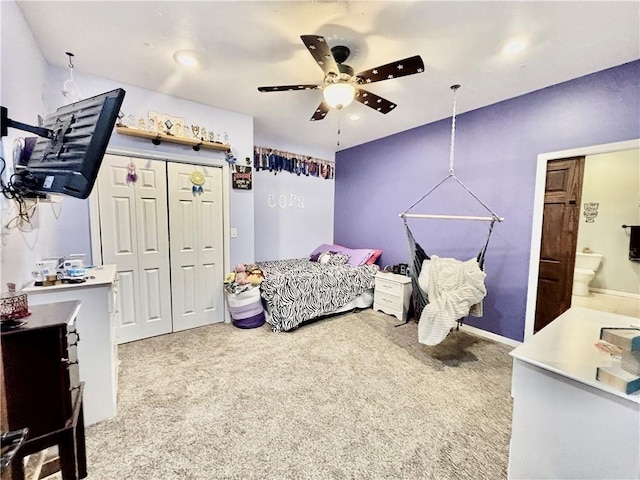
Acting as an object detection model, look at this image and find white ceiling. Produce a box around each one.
[17,1,640,155]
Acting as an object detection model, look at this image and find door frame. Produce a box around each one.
[88,146,232,322]
[524,138,640,340]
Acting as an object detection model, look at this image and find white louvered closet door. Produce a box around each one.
[97,154,173,343]
[167,162,225,331]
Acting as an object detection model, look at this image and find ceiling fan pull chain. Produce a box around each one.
[337,110,342,146]
[449,84,460,175]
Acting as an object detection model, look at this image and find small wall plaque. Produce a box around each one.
[232,166,252,190]
[583,202,599,223]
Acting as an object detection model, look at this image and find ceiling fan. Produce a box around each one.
[257,35,425,121]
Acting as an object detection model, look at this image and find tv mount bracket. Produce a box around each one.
[1,106,74,158]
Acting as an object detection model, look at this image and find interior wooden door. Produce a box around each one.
[534,156,585,333]
[97,154,173,343]
[167,162,224,331]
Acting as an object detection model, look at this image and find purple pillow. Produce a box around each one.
[309,243,337,258]
[340,248,375,267]
[309,243,375,267]
[324,245,373,267]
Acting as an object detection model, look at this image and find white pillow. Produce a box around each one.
[418,259,430,294]
[317,251,349,266]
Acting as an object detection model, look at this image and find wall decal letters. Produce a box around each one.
[268,194,305,209]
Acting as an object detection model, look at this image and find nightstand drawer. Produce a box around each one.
[374,291,404,310]
[375,276,405,297]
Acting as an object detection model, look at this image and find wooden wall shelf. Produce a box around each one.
[116,126,231,152]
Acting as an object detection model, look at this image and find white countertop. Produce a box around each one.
[23,264,117,293]
[510,306,640,403]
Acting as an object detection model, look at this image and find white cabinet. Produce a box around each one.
[23,265,119,426]
[373,272,412,321]
[508,307,640,480]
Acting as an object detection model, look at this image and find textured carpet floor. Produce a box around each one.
[78,309,514,479]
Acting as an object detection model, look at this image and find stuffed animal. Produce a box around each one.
[235,271,249,285]
[226,263,262,287]
[247,268,264,286]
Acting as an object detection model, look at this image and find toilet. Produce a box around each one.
[573,252,603,296]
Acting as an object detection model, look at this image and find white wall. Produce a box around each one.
[1,0,55,288]
[577,149,640,295]
[44,67,255,270]
[1,2,255,289]
[252,136,335,262]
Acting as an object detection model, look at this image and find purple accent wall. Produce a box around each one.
[335,61,640,342]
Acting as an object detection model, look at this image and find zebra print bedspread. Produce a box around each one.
[256,258,379,332]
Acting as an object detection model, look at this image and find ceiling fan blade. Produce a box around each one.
[300,35,339,76]
[310,101,330,121]
[355,55,425,84]
[258,84,320,92]
[354,88,397,114]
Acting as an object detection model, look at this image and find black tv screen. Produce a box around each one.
[14,88,125,199]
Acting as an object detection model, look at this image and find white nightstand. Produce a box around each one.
[373,271,413,321]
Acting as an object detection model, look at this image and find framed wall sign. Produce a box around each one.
[232,165,252,190]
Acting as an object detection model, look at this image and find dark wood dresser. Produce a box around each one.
[1,301,87,480]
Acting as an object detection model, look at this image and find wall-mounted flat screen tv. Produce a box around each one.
[1,88,125,199]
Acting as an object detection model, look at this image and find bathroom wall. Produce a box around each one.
[577,148,640,295]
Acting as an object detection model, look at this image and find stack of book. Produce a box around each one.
[596,328,640,395]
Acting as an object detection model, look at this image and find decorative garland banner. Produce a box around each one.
[254,146,334,179]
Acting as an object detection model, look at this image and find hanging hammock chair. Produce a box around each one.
[399,85,504,328]
[403,215,497,322]
[403,218,430,320]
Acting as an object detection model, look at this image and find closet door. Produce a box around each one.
[167,162,224,331]
[97,155,173,343]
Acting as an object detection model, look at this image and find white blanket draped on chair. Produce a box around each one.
[418,255,487,346]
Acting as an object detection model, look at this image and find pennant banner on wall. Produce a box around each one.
[253,146,334,179]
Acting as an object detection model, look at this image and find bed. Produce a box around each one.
[256,245,381,332]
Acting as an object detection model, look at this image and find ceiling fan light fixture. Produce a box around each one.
[258,35,425,121]
[323,83,355,109]
[501,38,527,56]
[173,50,200,68]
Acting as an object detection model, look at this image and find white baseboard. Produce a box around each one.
[590,288,640,299]
[459,324,521,348]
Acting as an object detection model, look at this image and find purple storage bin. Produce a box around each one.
[232,312,265,329]
[227,287,265,329]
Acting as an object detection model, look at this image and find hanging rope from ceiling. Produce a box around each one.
[62,51,81,103]
[400,84,504,222]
